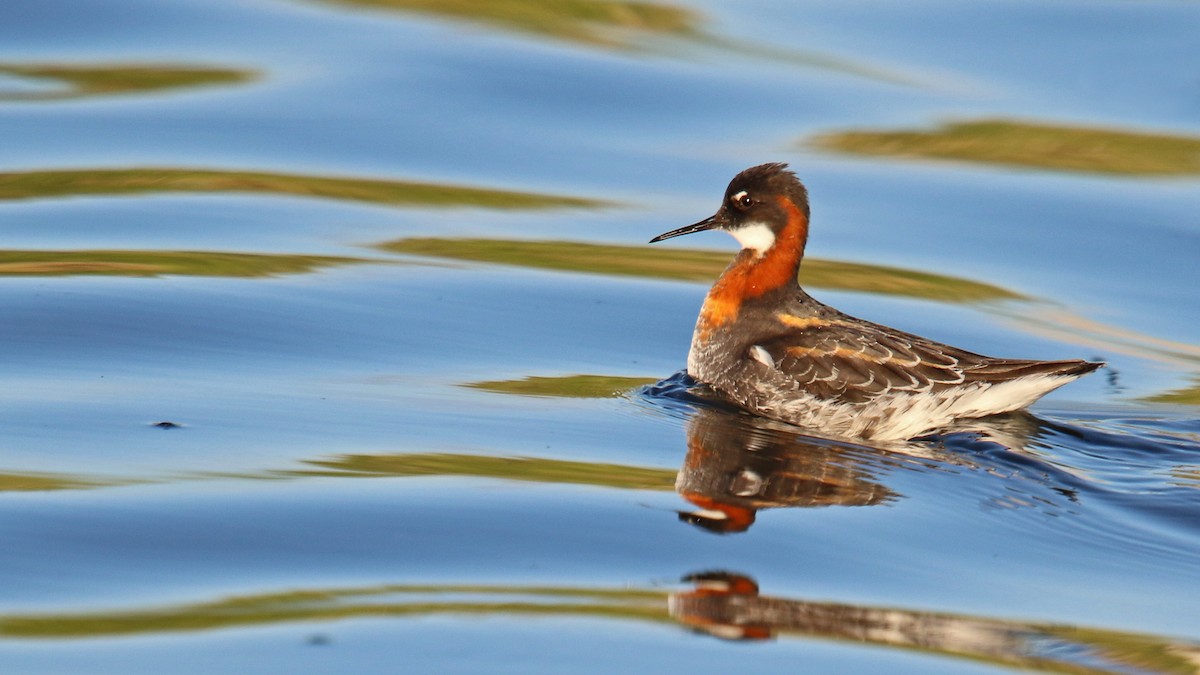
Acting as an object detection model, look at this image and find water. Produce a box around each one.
[1,1,1198,672]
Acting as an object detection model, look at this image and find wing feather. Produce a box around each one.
[758,313,989,403]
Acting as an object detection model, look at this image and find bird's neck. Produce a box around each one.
[695,199,809,340]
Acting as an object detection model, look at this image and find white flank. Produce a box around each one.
[729,222,775,255]
[764,373,1077,441]
[946,374,1069,419]
[856,374,1072,440]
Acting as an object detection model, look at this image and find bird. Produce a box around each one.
[649,162,1102,442]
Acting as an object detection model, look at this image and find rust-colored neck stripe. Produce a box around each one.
[695,196,808,339]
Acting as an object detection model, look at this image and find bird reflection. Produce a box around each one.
[668,571,1135,671]
[672,396,1077,532]
[671,570,1028,647]
[675,407,901,533]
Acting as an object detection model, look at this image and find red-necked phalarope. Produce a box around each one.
[650,162,1102,441]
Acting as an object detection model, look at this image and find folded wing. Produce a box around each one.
[755,316,1099,404]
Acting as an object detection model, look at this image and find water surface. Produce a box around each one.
[1,1,1198,673]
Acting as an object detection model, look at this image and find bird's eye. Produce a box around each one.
[739,195,754,207]
[731,191,753,209]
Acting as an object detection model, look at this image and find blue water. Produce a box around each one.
[1,1,1198,673]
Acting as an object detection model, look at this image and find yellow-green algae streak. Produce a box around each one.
[309,0,698,47]
[1146,381,1200,406]
[0,472,107,492]
[280,452,677,491]
[811,119,1200,176]
[302,0,911,85]
[380,238,1021,303]
[0,250,363,278]
[0,64,255,101]
[0,451,675,494]
[466,374,657,398]
[0,168,604,210]
[0,584,668,638]
[319,0,914,86]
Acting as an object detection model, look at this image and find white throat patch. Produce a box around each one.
[729,222,776,256]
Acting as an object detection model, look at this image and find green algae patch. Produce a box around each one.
[0,168,604,210]
[1171,467,1200,490]
[0,472,108,492]
[0,63,255,101]
[1146,382,1200,406]
[283,452,676,491]
[810,119,1200,176]
[466,374,657,398]
[309,0,698,48]
[383,237,730,280]
[380,238,1022,303]
[1044,626,1200,675]
[0,250,364,278]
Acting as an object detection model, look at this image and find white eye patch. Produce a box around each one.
[729,222,776,254]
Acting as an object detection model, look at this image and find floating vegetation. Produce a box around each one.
[466,374,657,398]
[308,0,698,47]
[0,472,106,492]
[810,119,1200,176]
[0,63,255,101]
[1171,467,1200,489]
[0,250,364,278]
[0,168,604,209]
[1146,382,1200,406]
[283,452,677,491]
[380,238,1022,303]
